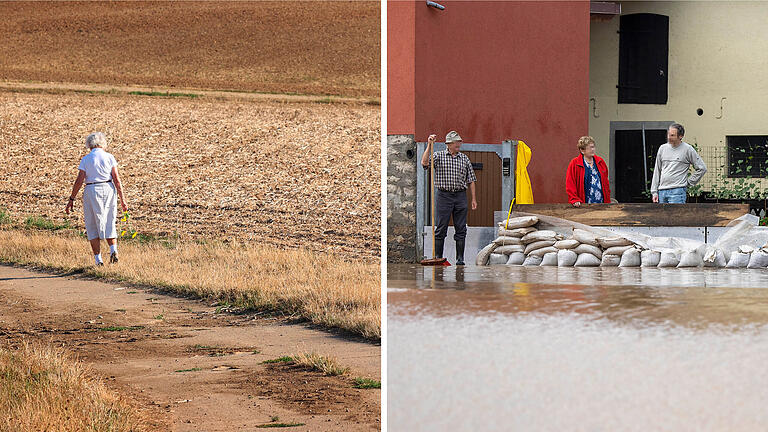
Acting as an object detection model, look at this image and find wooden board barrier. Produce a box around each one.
[508,203,750,227]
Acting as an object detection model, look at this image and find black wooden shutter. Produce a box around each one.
[618,13,669,104]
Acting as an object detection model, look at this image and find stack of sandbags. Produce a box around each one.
[476,216,539,266]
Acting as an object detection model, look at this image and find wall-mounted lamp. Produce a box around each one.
[426,1,445,10]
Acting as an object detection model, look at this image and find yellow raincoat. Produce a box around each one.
[515,140,534,204]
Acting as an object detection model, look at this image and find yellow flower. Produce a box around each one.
[131,232,138,239]
[120,230,126,237]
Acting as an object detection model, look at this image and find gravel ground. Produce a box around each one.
[0,91,380,260]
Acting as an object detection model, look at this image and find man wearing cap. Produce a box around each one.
[421,130,477,265]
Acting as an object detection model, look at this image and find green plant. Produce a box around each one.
[353,377,380,389]
[262,356,293,364]
[0,208,11,225]
[24,216,69,231]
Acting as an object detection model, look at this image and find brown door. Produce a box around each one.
[462,151,501,226]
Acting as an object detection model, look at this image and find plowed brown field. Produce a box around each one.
[0,1,380,98]
[0,91,380,259]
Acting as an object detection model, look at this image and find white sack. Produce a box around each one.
[641,250,661,267]
[521,230,560,244]
[747,249,768,269]
[600,254,621,267]
[488,253,508,265]
[525,240,557,255]
[476,243,497,266]
[604,245,634,256]
[726,252,750,268]
[575,253,601,267]
[597,236,634,248]
[493,236,524,246]
[523,254,543,266]
[494,244,526,254]
[500,216,539,229]
[573,229,600,247]
[554,239,580,249]
[540,252,558,266]
[507,252,526,265]
[658,251,681,268]
[677,251,703,268]
[573,244,602,260]
[498,227,536,237]
[619,248,641,267]
[557,250,578,267]
[529,246,559,257]
[703,249,726,268]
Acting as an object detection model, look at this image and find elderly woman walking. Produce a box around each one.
[65,132,128,266]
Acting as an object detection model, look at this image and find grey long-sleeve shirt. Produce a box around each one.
[650,142,707,195]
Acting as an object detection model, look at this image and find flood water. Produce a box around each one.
[388,264,768,431]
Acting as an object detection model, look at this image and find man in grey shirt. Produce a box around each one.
[651,123,707,204]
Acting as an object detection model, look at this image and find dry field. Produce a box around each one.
[0,1,380,98]
[0,90,380,260]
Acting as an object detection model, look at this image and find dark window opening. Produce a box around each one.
[618,13,669,104]
[727,136,768,178]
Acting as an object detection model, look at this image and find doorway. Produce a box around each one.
[610,121,672,203]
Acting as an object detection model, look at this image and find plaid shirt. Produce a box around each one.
[424,150,477,192]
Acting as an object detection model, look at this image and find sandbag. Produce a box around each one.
[575,253,601,267]
[573,229,600,247]
[677,251,703,268]
[554,239,580,249]
[600,254,621,267]
[604,245,634,256]
[529,246,559,257]
[521,230,560,244]
[475,243,497,266]
[507,252,525,265]
[522,254,543,266]
[703,249,726,268]
[494,244,525,255]
[658,251,680,268]
[540,252,558,266]
[557,250,578,267]
[747,249,768,269]
[524,240,557,255]
[597,236,634,248]
[500,216,539,229]
[573,244,602,260]
[488,253,508,265]
[498,226,537,237]
[493,236,524,246]
[739,245,756,254]
[619,248,641,267]
[726,252,750,268]
[641,250,661,267]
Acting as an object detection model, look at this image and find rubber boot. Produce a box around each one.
[435,239,445,259]
[455,240,466,266]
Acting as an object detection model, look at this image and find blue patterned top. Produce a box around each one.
[583,157,603,204]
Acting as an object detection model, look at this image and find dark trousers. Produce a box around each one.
[435,189,468,242]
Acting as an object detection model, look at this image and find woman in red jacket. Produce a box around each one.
[566,136,611,207]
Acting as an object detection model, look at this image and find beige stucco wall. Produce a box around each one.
[589,1,768,196]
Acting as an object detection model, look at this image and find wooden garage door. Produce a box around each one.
[463,151,501,226]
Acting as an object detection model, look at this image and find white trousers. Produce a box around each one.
[82,183,118,241]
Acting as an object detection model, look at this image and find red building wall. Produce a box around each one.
[387,1,416,135]
[388,0,590,203]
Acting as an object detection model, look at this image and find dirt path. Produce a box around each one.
[0,264,380,431]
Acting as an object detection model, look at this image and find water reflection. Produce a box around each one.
[388,265,768,329]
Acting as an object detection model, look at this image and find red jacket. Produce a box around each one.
[565,154,611,204]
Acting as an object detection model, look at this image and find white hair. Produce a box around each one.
[85,132,108,149]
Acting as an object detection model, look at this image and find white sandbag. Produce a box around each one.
[498,226,536,237]
[529,246,559,257]
[677,251,703,268]
[604,245,634,256]
[554,239,580,249]
[575,253,601,267]
[573,244,602,260]
[475,243,497,266]
[493,236,524,246]
[600,254,621,267]
[494,244,525,254]
[557,250,578,267]
[658,251,680,268]
[524,240,557,255]
[573,228,600,247]
[488,253,508,265]
[521,230,559,244]
[507,252,525,265]
[726,252,750,268]
[703,249,726,268]
[540,252,558,266]
[739,245,756,254]
[522,254,543,266]
[500,216,539,229]
[641,250,661,267]
[747,249,768,269]
[619,248,641,267]
[597,236,634,248]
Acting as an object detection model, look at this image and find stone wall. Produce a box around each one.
[387,134,418,263]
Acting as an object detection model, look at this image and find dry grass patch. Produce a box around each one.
[0,229,381,340]
[0,342,151,432]
[293,352,349,376]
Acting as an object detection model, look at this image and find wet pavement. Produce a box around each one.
[388,264,768,431]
